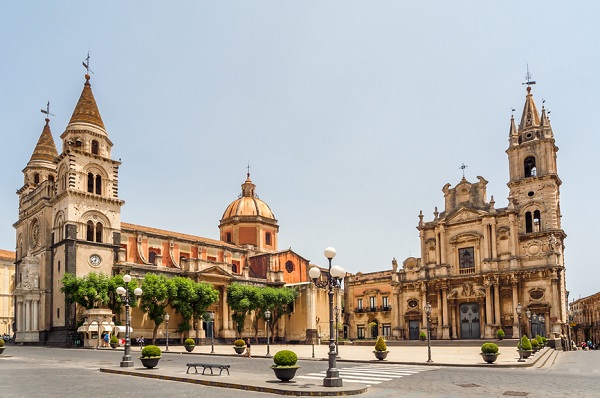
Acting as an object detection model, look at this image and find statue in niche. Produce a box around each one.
[392,257,398,272]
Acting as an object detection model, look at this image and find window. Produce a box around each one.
[357,326,365,339]
[48,175,55,183]
[87,173,102,195]
[34,173,40,184]
[265,232,272,245]
[86,221,103,242]
[357,298,363,310]
[382,296,389,309]
[95,175,102,194]
[459,247,474,269]
[226,232,232,243]
[524,156,537,178]
[525,210,542,233]
[95,223,103,243]
[382,324,391,337]
[148,251,157,265]
[232,263,238,273]
[57,308,60,319]
[86,221,94,241]
[91,140,99,155]
[369,296,377,311]
[87,173,94,193]
[58,261,60,272]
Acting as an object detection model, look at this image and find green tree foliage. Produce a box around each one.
[227,283,255,338]
[139,274,171,343]
[61,272,139,311]
[260,286,298,342]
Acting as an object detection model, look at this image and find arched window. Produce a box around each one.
[95,222,103,243]
[48,175,55,183]
[524,156,537,177]
[34,173,40,184]
[149,251,157,265]
[525,210,542,233]
[87,173,94,193]
[265,232,272,246]
[95,175,102,195]
[232,263,238,273]
[86,221,94,241]
[86,221,104,242]
[91,140,99,155]
[226,232,232,243]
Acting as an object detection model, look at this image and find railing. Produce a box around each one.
[354,306,392,313]
[459,267,475,275]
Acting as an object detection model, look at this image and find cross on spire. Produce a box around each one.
[522,64,536,86]
[246,162,251,178]
[40,100,55,120]
[459,163,468,178]
[82,51,94,74]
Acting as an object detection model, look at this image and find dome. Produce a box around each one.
[221,174,276,220]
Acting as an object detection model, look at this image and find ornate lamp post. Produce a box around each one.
[164,313,170,352]
[424,302,433,363]
[526,309,531,338]
[209,311,215,353]
[568,310,574,351]
[309,247,345,387]
[116,274,142,367]
[265,309,272,357]
[516,303,525,362]
[334,306,340,358]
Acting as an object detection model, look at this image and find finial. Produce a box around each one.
[82,51,94,75]
[40,100,55,122]
[522,64,536,91]
[459,163,468,178]
[511,108,516,118]
[246,161,251,179]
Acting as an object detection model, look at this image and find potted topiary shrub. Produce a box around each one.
[531,338,539,352]
[519,334,533,358]
[541,336,547,347]
[139,345,162,369]
[480,342,500,363]
[419,331,427,341]
[233,339,246,354]
[271,350,300,382]
[109,335,119,349]
[184,338,195,352]
[536,335,544,349]
[373,336,389,360]
[0,338,5,355]
[496,328,505,340]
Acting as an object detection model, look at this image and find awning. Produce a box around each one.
[114,325,133,334]
[100,325,113,333]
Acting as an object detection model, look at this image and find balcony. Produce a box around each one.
[459,267,475,275]
[354,306,392,313]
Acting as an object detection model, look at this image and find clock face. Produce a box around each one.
[89,254,102,267]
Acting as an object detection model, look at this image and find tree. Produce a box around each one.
[61,272,140,312]
[169,277,218,343]
[227,283,255,338]
[190,282,219,342]
[261,286,298,342]
[139,273,171,343]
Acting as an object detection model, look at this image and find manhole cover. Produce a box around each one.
[503,392,528,397]
[457,383,481,388]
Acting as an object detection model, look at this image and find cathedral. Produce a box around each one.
[13,71,332,345]
[345,84,567,341]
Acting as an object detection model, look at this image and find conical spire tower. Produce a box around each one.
[68,74,105,130]
[28,118,58,166]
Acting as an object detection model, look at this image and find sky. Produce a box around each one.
[1,2,598,300]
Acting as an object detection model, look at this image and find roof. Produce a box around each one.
[221,174,276,220]
[28,119,58,164]
[67,74,105,129]
[0,249,15,261]
[121,222,239,249]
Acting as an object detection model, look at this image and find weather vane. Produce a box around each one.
[82,51,94,74]
[246,161,251,178]
[522,64,536,86]
[459,163,468,178]
[40,101,55,120]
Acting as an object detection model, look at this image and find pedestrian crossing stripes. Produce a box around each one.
[297,364,438,385]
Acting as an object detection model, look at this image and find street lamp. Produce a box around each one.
[265,309,272,357]
[334,306,340,358]
[516,303,525,362]
[526,309,531,339]
[424,302,433,363]
[309,246,346,387]
[116,274,142,367]
[209,311,215,354]
[568,310,574,351]
[164,313,170,352]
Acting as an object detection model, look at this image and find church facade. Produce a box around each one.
[13,71,331,345]
[345,85,567,341]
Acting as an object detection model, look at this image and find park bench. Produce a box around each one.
[186,363,231,376]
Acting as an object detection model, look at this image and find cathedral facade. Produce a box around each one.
[13,72,331,345]
[345,85,567,341]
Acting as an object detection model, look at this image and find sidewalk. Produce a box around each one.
[99,343,556,396]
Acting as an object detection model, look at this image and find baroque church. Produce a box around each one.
[344,84,567,341]
[13,71,333,345]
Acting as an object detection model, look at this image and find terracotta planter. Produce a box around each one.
[139,356,161,369]
[184,345,195,352]
[271,366,300,382]
[374,350,389,360]
[480,353,499,363]
[234,346,246,354]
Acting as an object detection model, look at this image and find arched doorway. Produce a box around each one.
[460,303,480,339]
[369,319,379,339]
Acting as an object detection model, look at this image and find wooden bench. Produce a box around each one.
[186,363,231,376]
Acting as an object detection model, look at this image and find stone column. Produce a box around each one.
[483,222,490,259]
[392,291,400,338]
[439,226,446,264]
[16,300,23,332]
[490,221,498,259]
[436,289,443,338]
[485,282,492,325]
[494,283,501,326]
[32,299,39,331]
[508,214,518,257]
[221,287,229,332]
[435,232,441,265]
[442,287,450,339]
[451,302,458,339]
[512,281,519,337]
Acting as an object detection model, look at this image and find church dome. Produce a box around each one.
[221,174,276,220]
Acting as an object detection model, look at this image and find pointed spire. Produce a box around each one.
[518,86,540,131]
[67,74,105,130]
[540,106,550,127]
[28,118,58,164]
[509,114,518,137]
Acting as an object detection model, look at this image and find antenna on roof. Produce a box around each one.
[522,64,536,86]
[40,101,55,120]
[459,163,468,178]
[82,51,94,74]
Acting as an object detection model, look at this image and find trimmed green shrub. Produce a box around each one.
[520,335,532,351]
[481,342,499,354]
[141,345,162,358]
[419,331,427,340]
[374,336,387,352]
[536,335,543,345]
[110,336,119,344]
[234,339,246,347]
[273,350,298,367]
[496,329,505,339]
[541,336,547,344]
[531,339,539,348]
[184,338,195,346]
[0,338,5,347]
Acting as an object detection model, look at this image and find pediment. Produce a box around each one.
[445,208,485,224]
[198,265,234,279]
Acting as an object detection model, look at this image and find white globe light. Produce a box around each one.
[116,286,126,296]
[134,288,143,296]
[330,265,345,279]
[123,274,132,283]
[309,267,321,279]
[324,247,336,259]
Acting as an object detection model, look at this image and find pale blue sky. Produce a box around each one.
[1,2,597,299]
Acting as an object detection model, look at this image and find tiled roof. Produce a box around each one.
[68,74,105,129]
[0,249,15,261]
[121,222,238,249]
[29,119,58,163]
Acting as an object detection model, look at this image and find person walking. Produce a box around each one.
[103,332,110,347]
[245,338,252,358]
